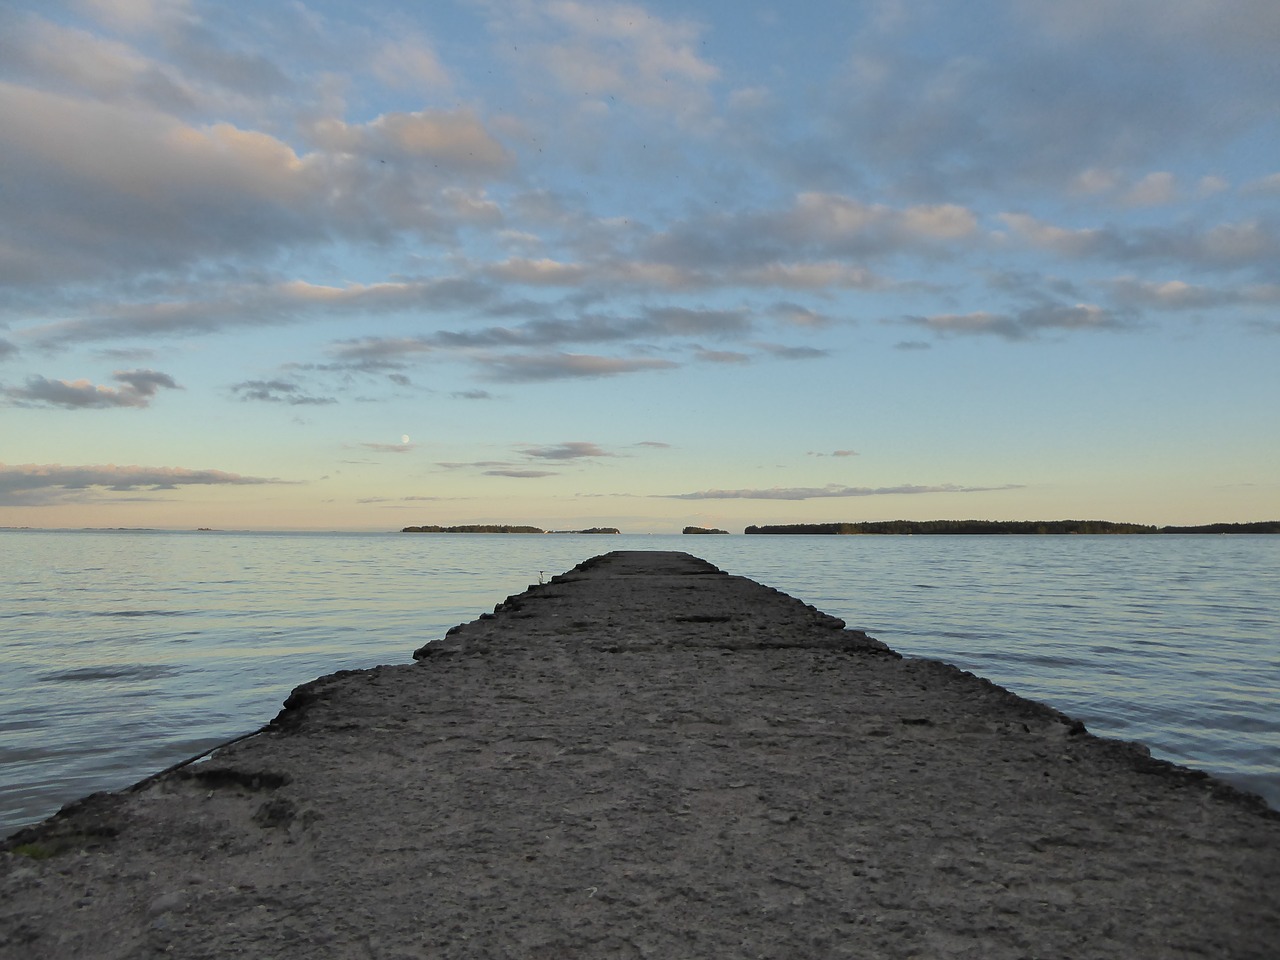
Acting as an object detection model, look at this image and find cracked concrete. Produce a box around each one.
[3,551,1278,958]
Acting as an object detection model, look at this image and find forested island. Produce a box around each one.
[744,520,1280,535]
[683,526,729,535]
[401,525,620,534]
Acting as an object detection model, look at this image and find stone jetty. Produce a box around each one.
[2,551,1278,958]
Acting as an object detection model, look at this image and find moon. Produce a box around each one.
[401,435,410,445]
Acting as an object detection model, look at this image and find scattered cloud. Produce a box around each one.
[997,212,1280,274]
[437,460,514,470]
[1244,173,1280,194]
[474,352,678,382]
[307,110,513,175]
[487,0,720,125]
[360,442,416,454]
[423,306,752,351]
[483,469,557,478]
[1121,171,1178,207]
[643,194,980,272]
[904,303,1123,340]
[755,343,830,360]
[484,258,590,286]
[372,36,452,92]
[838,1,1280,197]
[3,369,179,408]
[433,439,627,479]
[808,450,859,458]
[0,462,287,505]
[0,68,514,295]
[1108,277,1280,311]
[522,441,614,460]
[660,483,1021,501]
[771,303,837,328]
[322,335,435,373]
[230,379,335,405]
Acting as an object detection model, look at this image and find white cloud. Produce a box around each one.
[996,214,1107,257]
[522,441,614,460]
[486,0,719,124]
[311,110,511,172]
[642,194,980,273]
[734,262,882,290]
[1243,173,1280,194]
[997,212,1280,271]
[3,369,179,408]
[1122,171,1177,207]
[661,483,1019,501]
[230,379,335,405]
[475,352,678,382]
[755,343,830,360]
[906,303,1122,340]
[79,0,191,34]
[0,14,198,113]
[1109,277,1280,310]
[1197,175,1230,196]
[1201,221,1275,263]
[373,37,452,91]
[1023,0,1280,61]
[695,349,750,365]
[791,194,978,243]
[0,73,514,292]
[829,2,1279,199]
[485,258,589,285]
[0,461,285,505]
[1070,168,1121,196]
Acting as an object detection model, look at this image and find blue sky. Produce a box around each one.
[1,0,1277,532]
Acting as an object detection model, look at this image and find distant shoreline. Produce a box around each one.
[744,520,1280,535]
[399,520,1280,536]
[401,525,620,535]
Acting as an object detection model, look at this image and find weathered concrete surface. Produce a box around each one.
[2,551,1278,959]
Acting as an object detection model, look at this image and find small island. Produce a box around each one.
[744,520,1280,535]
[401,525,620,534]
[683,526,729,535]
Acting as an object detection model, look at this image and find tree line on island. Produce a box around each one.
[743,520,1280,535]
[400,520,1278,535]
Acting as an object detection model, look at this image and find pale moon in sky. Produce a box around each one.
[401,435,410,444]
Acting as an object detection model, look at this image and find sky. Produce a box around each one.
[1,0,1277,533]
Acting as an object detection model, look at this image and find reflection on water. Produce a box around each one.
[1,529,1277,835]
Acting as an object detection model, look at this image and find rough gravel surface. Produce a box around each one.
[2,550,1278,959]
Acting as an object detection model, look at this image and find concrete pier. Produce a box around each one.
[3,551,1278,958]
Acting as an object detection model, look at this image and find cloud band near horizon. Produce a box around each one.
[660,483,1023,501]
[0,464,291,506]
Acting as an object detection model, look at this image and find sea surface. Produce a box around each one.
[2,529,1277,836]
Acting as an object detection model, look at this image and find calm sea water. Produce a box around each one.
[2,529,1277,835]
